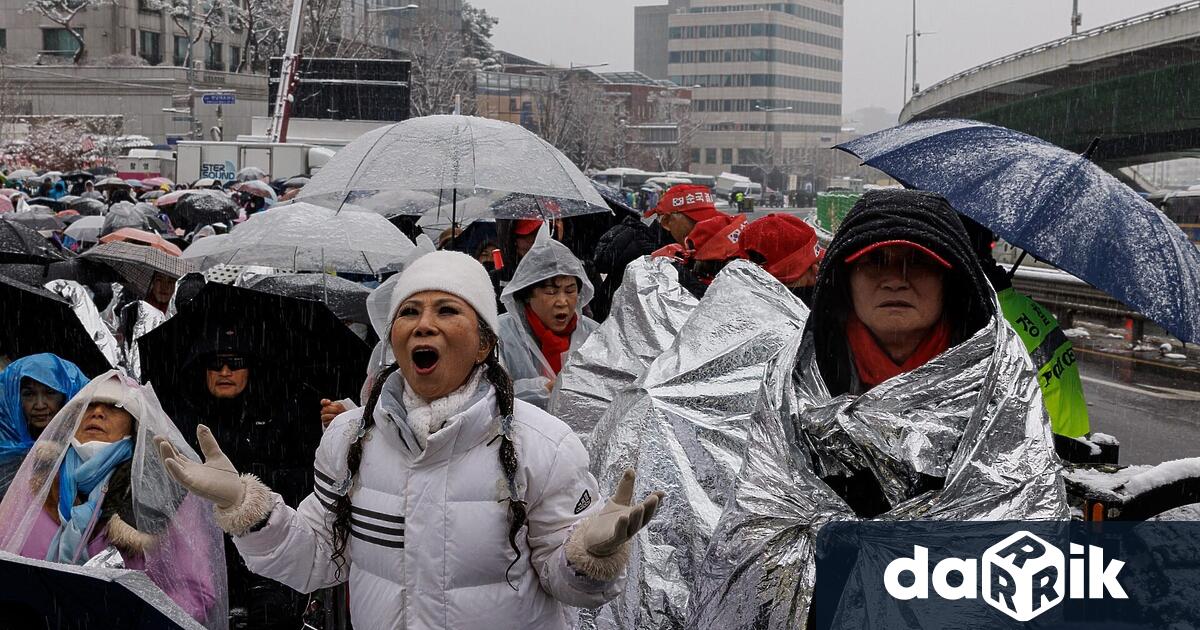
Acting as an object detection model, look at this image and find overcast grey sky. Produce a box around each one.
[470,0,1184,114]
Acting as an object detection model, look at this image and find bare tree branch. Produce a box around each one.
[23,0,113,63]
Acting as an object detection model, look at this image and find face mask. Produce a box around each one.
[71,436,132,462]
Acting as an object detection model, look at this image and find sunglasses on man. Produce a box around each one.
[205,355,249,371]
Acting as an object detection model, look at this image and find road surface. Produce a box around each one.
[1078,349,1200,464]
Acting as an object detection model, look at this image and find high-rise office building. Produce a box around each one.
[635,0,843,190]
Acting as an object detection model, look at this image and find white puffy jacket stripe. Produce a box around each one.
[233,382,622,629]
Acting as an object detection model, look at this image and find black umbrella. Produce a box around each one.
[65,196,106,216]
[0,263,50,286]
[4,210,66,232]
[62,170,94,182]
[167,191,238,231]
[0,551,203,629]
[138,282,370,404]
[246,273,372,324]
[95,177,131,191]
[102,202,155,235]
[0,220,73,264]
[86,165,118,177]
[0,274,113,375]
[27,197,65,212]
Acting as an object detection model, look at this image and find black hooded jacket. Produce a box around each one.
[803,190,997,517]
[807,189,997,398]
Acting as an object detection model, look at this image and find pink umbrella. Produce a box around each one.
[232,180,277,202]
[99,227,184,256]
[144,176,174,190]
[0,195,12,214]
[154,189,189,207]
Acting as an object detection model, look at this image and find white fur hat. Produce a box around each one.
[386,250,499,333]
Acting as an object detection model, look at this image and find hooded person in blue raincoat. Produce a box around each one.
[0,354,90,494]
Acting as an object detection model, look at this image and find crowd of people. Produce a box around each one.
[0,161,1088,629]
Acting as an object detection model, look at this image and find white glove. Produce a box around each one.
[156,424,244,509]
[567,468,664,581]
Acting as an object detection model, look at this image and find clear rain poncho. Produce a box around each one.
[498,225,598,409]
[582,260,809,630]
[0,371,229,628]
[549,256,699,437]
[686,299,1068,629]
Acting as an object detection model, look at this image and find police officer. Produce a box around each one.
[963,217,1089,439]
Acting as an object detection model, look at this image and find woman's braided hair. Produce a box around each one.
[329,321,525,588]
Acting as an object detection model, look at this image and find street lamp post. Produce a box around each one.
[754,104,791,202]
[366,2,419,50]
[903,30,937,103]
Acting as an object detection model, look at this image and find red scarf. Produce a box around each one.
[524,305,577,375]
[845,313,950,389]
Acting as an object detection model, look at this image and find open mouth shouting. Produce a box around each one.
[412,346,441,376]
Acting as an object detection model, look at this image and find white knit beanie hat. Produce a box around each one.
[386,250,500,333]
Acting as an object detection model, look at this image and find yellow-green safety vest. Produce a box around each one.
[997,287,1090,438]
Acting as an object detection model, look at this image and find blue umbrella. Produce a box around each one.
[836,118,1200,344]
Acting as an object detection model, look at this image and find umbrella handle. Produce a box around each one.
[1007,250,1029,281]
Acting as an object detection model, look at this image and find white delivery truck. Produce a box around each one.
[175,141,335,183]
[116,148,177,181]
[714,172,762,201]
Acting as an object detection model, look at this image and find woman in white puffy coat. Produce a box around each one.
[158,251,663,630]
[498,225,599,409]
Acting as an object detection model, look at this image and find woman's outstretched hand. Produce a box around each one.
[567,468,664,581]
[156,425,243,509]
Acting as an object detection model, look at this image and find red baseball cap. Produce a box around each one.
[844,239,952,269]
[513,219,542,236]
[646,184,724,222]
[739,213,824,284]
[688,214,747,262]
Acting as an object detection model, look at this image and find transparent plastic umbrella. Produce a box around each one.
[297,115,610,220]
[181,201,415,274]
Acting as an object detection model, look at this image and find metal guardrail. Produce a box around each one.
[914,0,1200,99]
[1010,267,1145,335]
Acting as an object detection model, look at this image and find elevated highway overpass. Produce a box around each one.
[900,2,1200,169]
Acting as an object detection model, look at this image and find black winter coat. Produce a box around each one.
[591,216,671,321]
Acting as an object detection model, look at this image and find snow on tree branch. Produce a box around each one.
[23,0,115,63]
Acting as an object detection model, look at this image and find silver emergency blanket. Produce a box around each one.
[687,301,1068,629]
[584,260,809,629]
[121,301,167,380]
[550,257,698,436]
[43,280,120,370]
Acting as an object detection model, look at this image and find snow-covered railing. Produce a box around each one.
[915,0,1200,99]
